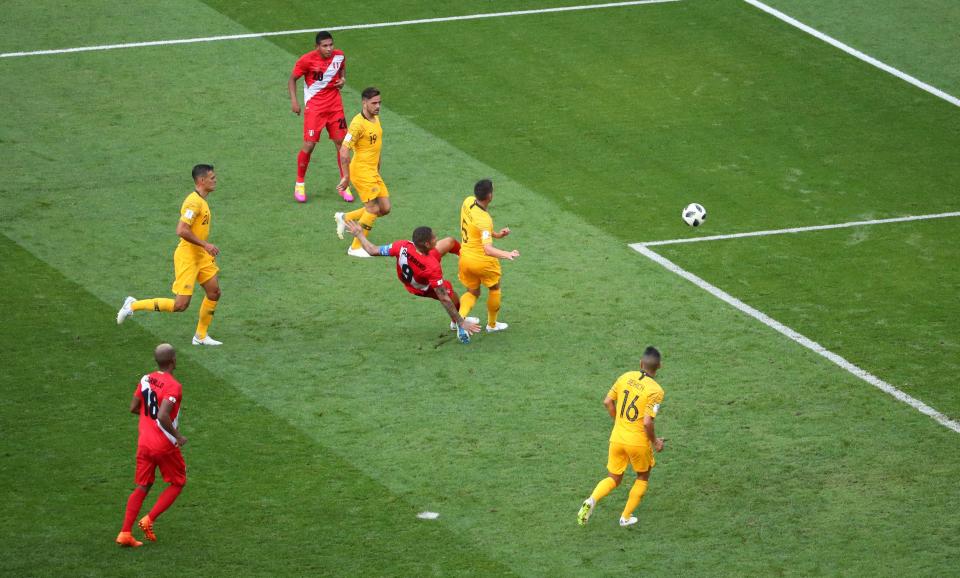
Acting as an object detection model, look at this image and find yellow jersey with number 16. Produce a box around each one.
[607,371,664,447]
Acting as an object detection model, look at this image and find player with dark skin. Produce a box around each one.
[288,35,346,160]
[172,170,220,312]
[600,350,665,489]
[127,344,188,498]
[345,220,481,335]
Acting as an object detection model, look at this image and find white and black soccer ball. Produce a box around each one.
[682,203,707,227]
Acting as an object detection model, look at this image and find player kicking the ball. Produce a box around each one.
[344,220,482,343]
[288,31,352,203]
[577,347,665,528]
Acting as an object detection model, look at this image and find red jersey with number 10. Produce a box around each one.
[135,371,183,453]
[292,49,346,113]
[386,240,446,296]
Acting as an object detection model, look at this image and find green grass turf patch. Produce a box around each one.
[655,216,960,421]
[0,235,513,576]
[761,0,960,96]
[2,0,960,575]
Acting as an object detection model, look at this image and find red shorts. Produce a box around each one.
[410,279,455,301]
[135,446,186,487]
[304,105,346,142]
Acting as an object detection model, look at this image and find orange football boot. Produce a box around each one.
[116,532,143,548]
[138,516,157,542]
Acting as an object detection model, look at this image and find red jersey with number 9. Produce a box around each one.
[135,371,183,453]
[387,240,446,296]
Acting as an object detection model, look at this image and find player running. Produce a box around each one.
[577,347,666,528]
[458,179,519,332]
[289,31,352,203]
[116,344,188,547]
[334,88,391,258]
[344,220,482,343]
[116,164,223,346]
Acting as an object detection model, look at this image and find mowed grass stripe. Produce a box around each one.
[0,234,514,577]
[2,0,959,574]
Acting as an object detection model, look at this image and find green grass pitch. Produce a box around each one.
[1,0,958,575]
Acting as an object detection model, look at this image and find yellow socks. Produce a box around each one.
[344,207,366,222]
[621,479,648,519]
[195,297,218,339]
[132,298,175,313]
[459,292,478,318]
[589,477,618,503]
[350,210,378,250]
[487,289,501,327]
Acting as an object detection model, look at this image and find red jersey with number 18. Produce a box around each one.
[386,240,446,296]
[292,49,346,113]
[135,371,183,453]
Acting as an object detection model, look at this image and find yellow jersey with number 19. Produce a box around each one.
[607,371,664,447]
[343,113,382,181]
[459,195,496,264]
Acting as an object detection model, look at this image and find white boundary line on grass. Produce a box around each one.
[0,0,679,59]
[632,244,960,433]
[743,0,960,108]
[633,211,960,248]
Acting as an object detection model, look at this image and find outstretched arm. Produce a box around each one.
[434,288,481,333]
[344,220,381,256]
[483,244,520,260]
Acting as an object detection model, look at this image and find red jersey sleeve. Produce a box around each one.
[388,240,404,257]
[423,262,445,288]
[164,381,182,405]
[292,54,308,79]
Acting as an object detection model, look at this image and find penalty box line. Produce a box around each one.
[632,211,960,248]
[0,0,680,59]
[630,244,960,434]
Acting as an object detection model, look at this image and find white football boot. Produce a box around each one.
[619,516,638,527]
[334,212,346,239]
[192,334,223,346]
[485,321,509,333]
[117,296,136,325]
[347,246,371,258]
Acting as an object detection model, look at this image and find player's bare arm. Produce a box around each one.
[130,393,142,414]
[493,227,511,239]
[344,220,380,255]
[336,144,352,192]
[603,395,617,419]
[288,73,302,115]
[483,243,520,260]
[157,398,187,447]
[433,287,481,333]
[176,221,219,257]
[644,415,664,452]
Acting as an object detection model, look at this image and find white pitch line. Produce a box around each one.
[632,244,960,434]
[633,211,960,248]
[743,0,960,108]
[0,0,680,59]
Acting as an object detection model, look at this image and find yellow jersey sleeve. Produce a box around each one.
[344,117,365,150]
[475,210,494,245]
[645,388,664,418]
[180,195,203,226]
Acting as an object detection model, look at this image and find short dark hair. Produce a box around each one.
[361,87,380,100]
[474,179,493,201]
[412,226,434,250]
[643,346,661,360]
[192,164,214,181]
[315,31,333,44]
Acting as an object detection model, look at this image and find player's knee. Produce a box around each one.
[138,483,152,492]
[609,473,623,486]
[173,301,190,312]
[302,141,316,153]
[207,287,221,301]
[379,205,391,216]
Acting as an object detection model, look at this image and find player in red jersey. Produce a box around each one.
[344,220,482,343]
[115,344,188,547]
[288,31,352,203]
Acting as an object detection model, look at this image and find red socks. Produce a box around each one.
[147,485,183,521]
[297,150,312,182]
[122,487,148,532]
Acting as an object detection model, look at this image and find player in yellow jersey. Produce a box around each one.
[333,87,390,258]
[457,179,519,333]
[116,165,223,346]
[578,346,665,527]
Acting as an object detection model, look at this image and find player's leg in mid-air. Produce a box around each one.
[343,181,390,257]
[577,443,627,526]
[117,253,199,323]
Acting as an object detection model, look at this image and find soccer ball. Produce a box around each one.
[682,203,707,227]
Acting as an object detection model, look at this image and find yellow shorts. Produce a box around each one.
[351,174,389,203]
[172,249,219,296]
[458,257,501,289]
[606,442,654,475]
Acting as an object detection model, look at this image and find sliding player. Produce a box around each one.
[577,347,665,528]
[116,164,222,346]
[288,31,352,203]
[334,88,390,257]
[344,220,481,343]
[458,179,519,332]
